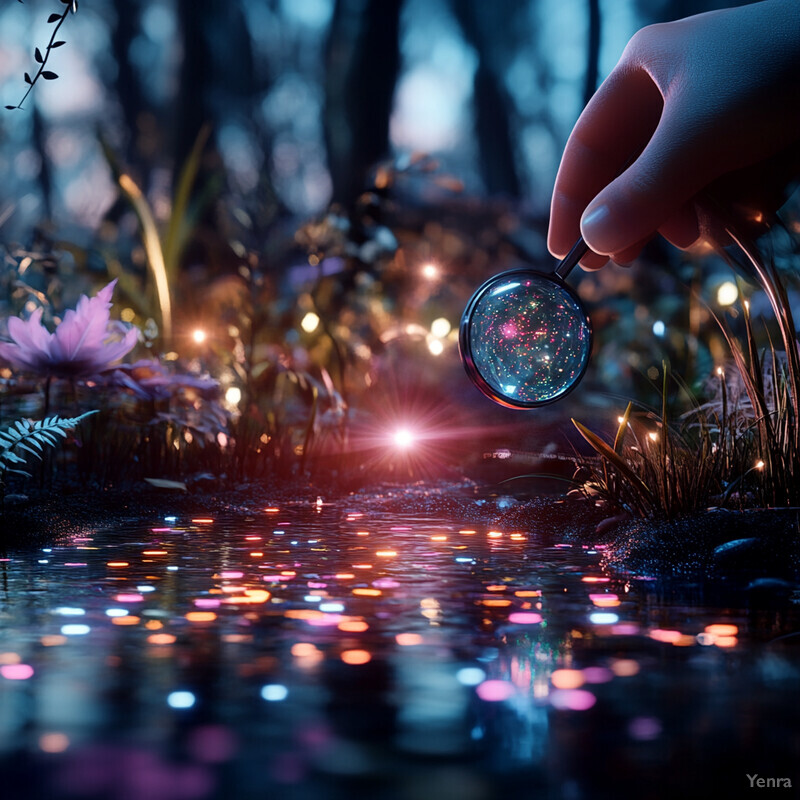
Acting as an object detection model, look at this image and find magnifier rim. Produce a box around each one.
[459,267,593,409]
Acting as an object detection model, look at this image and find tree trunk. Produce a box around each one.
[452,0,522,197]
[583,0,601,107]
[324,0,403,207]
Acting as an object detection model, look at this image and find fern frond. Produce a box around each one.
[0,411,98,468]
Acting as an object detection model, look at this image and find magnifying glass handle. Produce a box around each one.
[551,151,646,282]
[554,237,589,280]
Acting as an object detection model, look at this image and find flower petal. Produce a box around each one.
[96,326,139,369]
[54,282,115,361]
[7,308,52,353]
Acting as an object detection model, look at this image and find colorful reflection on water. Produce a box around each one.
[0,500,799,799]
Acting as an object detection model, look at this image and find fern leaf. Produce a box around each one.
[3,428,21,444]
[0,411,98,470]
[16,443,43,460]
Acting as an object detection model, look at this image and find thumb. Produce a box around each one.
[579,103,714,256]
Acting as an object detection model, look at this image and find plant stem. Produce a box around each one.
[15,4,71,111]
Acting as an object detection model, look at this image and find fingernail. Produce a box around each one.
[580,205,611,252]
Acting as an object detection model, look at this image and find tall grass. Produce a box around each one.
[572,220,800,518]
[572,371,752,519]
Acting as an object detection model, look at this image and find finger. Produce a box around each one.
[658,202,701,250]
[611,233,656,265]
[580,97,718,255]
[548,66,664,260]
[578,251,609,271]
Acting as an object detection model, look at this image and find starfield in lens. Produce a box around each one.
[465,272,591,405]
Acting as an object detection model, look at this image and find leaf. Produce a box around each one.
[614,402,633,454]
[48,13,61,22]
[572,418,655,508]
[163,124,211,284]
[16,443,42,460]
[115,170,172,342]
[41,72,58,80]
[144,478,188,492]
[51,41,66,47]
[24,73,32,85]
[5,106,17,110]
[0,412,97,475]
[34,48,43,63]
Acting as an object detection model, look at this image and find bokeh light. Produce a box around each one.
[261,684,289,702]
[716,281,739,306]
[301,312,320,333]
[167,691,196,709]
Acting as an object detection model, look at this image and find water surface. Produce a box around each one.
[1,498,798,799]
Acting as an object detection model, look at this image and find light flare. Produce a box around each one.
[393,428,415,449]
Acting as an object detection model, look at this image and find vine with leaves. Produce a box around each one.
[5,0,78,111]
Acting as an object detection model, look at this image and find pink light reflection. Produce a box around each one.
[1,664,34,680]
[194,599,221,609]
[582,666,614,684]
[508,612,543,624]
[305,615,346,627]
[550,689,597,711]
[476,680,515,702]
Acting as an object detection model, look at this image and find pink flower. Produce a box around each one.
[0,280,138,378]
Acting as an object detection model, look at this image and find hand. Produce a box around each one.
[548,0,800,270]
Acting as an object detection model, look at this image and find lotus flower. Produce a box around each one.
[0,280,138,379]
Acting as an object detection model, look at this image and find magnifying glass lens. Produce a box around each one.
[461,272,591,407]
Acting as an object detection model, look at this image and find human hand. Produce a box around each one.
[548,0,800,269]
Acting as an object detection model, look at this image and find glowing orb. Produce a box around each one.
[428,338,444,356]
[716,281,738,306]
[430,317,451,338]
[393,428,415,448]
[301,312,320,333]
[421,263,439,280]
[192,329,207,344]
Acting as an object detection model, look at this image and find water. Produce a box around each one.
[0,498,799,799]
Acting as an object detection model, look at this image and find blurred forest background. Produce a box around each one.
[0,0,788,487]
[0,0,754,230]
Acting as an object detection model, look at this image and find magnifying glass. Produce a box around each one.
[459,237,592,408]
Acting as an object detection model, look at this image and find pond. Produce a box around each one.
[0,496,799,799]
